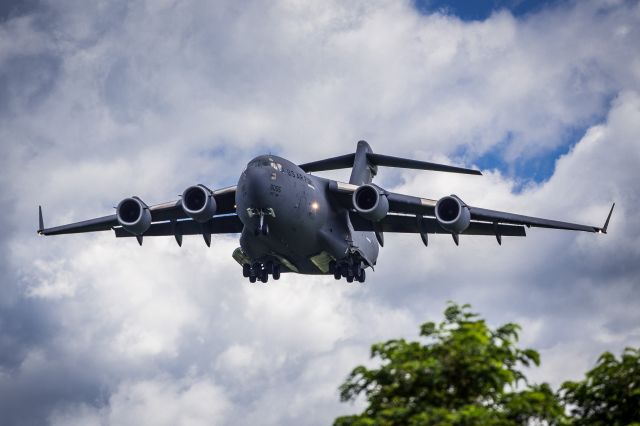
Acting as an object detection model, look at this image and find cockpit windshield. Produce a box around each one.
[247,158,283,171]
[248,159,269,168]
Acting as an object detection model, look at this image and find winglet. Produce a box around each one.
[38,206,44,235]
[600,202,615,234]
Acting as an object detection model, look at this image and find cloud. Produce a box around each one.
[0,0,638,425]
[376,89,640,383]
[49,375,231,426]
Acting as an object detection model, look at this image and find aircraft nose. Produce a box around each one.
[244,164,273,208]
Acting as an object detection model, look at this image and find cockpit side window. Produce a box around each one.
[248,159,269,168]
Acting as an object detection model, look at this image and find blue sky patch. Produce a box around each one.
[457,124,594,191]
[413,0,563,21]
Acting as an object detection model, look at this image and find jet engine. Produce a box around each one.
[182,184,217,223]
[116,197,151,235]
[435,195,470,233]
[352,184,389,222]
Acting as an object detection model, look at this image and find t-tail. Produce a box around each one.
[298,140,482,184]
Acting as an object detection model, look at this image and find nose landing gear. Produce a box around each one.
[254,214,269,236]
[247,208,274,236]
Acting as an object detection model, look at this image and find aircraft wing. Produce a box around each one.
[465,205,613,233]
[38,186,240,245]
[331,181,614,242]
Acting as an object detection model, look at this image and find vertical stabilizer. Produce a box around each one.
[349,140,376,185]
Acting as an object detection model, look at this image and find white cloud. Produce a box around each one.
[50,375,230,426]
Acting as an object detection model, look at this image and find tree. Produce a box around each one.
[334,303,567,426]
[560,347,640,426]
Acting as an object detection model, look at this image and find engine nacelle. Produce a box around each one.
[435,195,470,234]
[352,184,389,222]
[182,184,217,223]
[116,196,151,235]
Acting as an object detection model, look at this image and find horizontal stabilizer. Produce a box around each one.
[366,153,481,175]
[299,151,481,176]
[299,154,355,173]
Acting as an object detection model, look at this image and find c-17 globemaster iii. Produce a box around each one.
[38,141,614,283]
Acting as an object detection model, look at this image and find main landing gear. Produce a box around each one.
[243,261,280,283]
[329,260,366,283]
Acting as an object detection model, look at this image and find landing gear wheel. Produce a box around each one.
[243,264,250,278]
[334,271,341,280]
[346,266,355,283]
[340,265,349,279]
[260,269,269,283]
[272,264,281,280]
[357,269,366,283]
[249,263,260,282]
[261,223,269,236]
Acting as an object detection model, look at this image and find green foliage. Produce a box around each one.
[334,303,567,426]
[560,347,640,426]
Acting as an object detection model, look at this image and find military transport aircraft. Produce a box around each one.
[38,141,614,283]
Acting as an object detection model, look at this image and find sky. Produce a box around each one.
[415,0,561,22]
[0,0,639,425]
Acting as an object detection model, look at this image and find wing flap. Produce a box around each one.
[350,213,526,236]
[114,215,243,238]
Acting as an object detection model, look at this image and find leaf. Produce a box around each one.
[334,302,568,426]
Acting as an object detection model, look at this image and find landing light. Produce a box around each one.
[311,201,319,211]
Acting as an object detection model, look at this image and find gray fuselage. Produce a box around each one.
[235,155,378,274]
